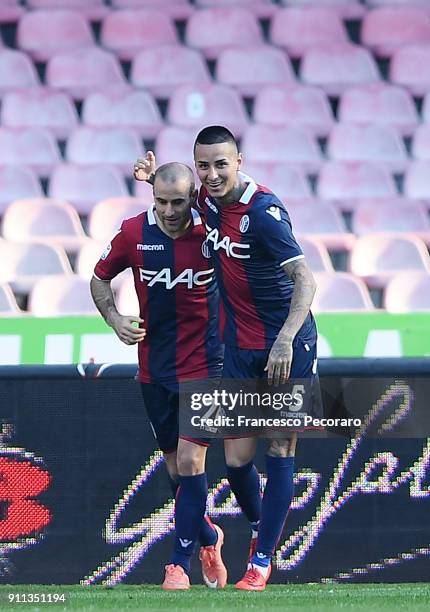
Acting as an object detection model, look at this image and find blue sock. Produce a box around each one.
[252,456,295,567]
[227,461,261,528]
[168,474,217,547]
[171,473,208,573]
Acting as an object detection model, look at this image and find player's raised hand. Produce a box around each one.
[264,336,293,386]
[134,151,156,182]
[111,315,146,345]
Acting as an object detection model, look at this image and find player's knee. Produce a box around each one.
[177,445,205,476]
[267,436,297,458]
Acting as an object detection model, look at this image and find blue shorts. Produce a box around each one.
[140,382,211,453]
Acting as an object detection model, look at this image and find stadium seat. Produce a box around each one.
[312,272,374,311]
[76,240,132,291]
[288,200,356,251]
[133,176,158,201]
[195,0,276,18]
[241,162,312,200]
[390,45,430,96]
[131,46,210,99]
[362,8,430,57]
[296,236,334,272]
[317,161,397,207]
[167,84,249,138]
[65,127,142,175]
[29,274,98,316]
[49,164,128,215]
[88,197,151,242]
[0,1,24,24]
[0,50,40,95]
[46,48,128,100]
[0,241,73,293]
[270,8,348,58]
[101,10,178,61]
[110,0,194,20]
[404,160,430,200]
[0,128,61,177]
[1,89,78,140]
[412,124,430,162]
[155,127,197,168]
[0,282,22,316]
[350,233,430,289]
[353,199,430,246]
[279,0,365,19]
[327,123,408,173]
[116,274,139,316]
[185,8,263,60]
[338,83,419,137]
[216,46,296,98]
[2,198,88,254]
[367,0,430,11]
[253,85,334,138]
[384,271,430,312]
[0,167,42,214]
[422,92,430,124]
[82,90,162,139]
[17,10,95,62]
[300,44,380,96]
[26,0,109,20]
[241,125,322,174]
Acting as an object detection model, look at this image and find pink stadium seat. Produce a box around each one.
[131,46,210,99]
[241,162,312,200]
[2,198,88,254]
[279,0,365,19]
[270,8,348,58]
[49,164,128,215]
[0,1,24,24]
[0,128,61,177]
[133,175,158,201]
[0,167,42,214]
[17,10,95,62]
[29,274,98,315]
[76,240,132,291]
[300,44,380,96]
[327,123,408,173]
[216,46,296,97]
[253,85,334,138]
[65,127,142,175]
[362,8,430,57]
[317,161,398,206]
[117,274,139,316]
[0,241,73,293]
[185,8,263,60]
[0,50,40,95]
[167,84,249,138]
[350,233,430,288]
[390,45,430,96]
[26,0,109,21]
[288,200,356,251]
[101,10,178,61]
[412,124,430,162]
[88,197,151,242]
[338,83,419,137]
[155,127,197,168]
[111,0,194,20]
[367,0,430,11]
[296,236,334,272]
[404,160,430,200]
[1,89,78,140]
[312,272,374,312]
[0,282,22,316]
[195,0,276,18]
[46,48,127,100]
[241,125,322,174]
[354,199,430,246]
[82,90,163,139]
[384,271,430,312]
[422,92,430,123]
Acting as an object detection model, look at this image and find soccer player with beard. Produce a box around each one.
[91,162,227,591]
[134,128,317,591]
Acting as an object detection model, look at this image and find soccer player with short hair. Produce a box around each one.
[135,127,318,591]
[90,162,227,591]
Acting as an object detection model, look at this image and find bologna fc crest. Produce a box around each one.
[201,240,211,259]
[239,215,250,233]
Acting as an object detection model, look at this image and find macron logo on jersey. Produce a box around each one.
[205,225,250,259]
[139,267,214,289]
[205,197,218,214]
[266,206,281,221]
[137,244,165,251]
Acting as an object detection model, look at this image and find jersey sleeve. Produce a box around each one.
[254,197,304,267]
[93,223,129,281]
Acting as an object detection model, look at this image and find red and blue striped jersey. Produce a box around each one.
[198,179,317,350]
[94,206,223,384]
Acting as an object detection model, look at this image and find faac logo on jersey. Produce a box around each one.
[139,267,214,289]
[205,225,250,259]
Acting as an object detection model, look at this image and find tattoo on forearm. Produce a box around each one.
[279,260,316,340]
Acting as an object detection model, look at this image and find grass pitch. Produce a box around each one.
[0,584,429,611]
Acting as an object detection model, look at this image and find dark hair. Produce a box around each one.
[194,125,238,152]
